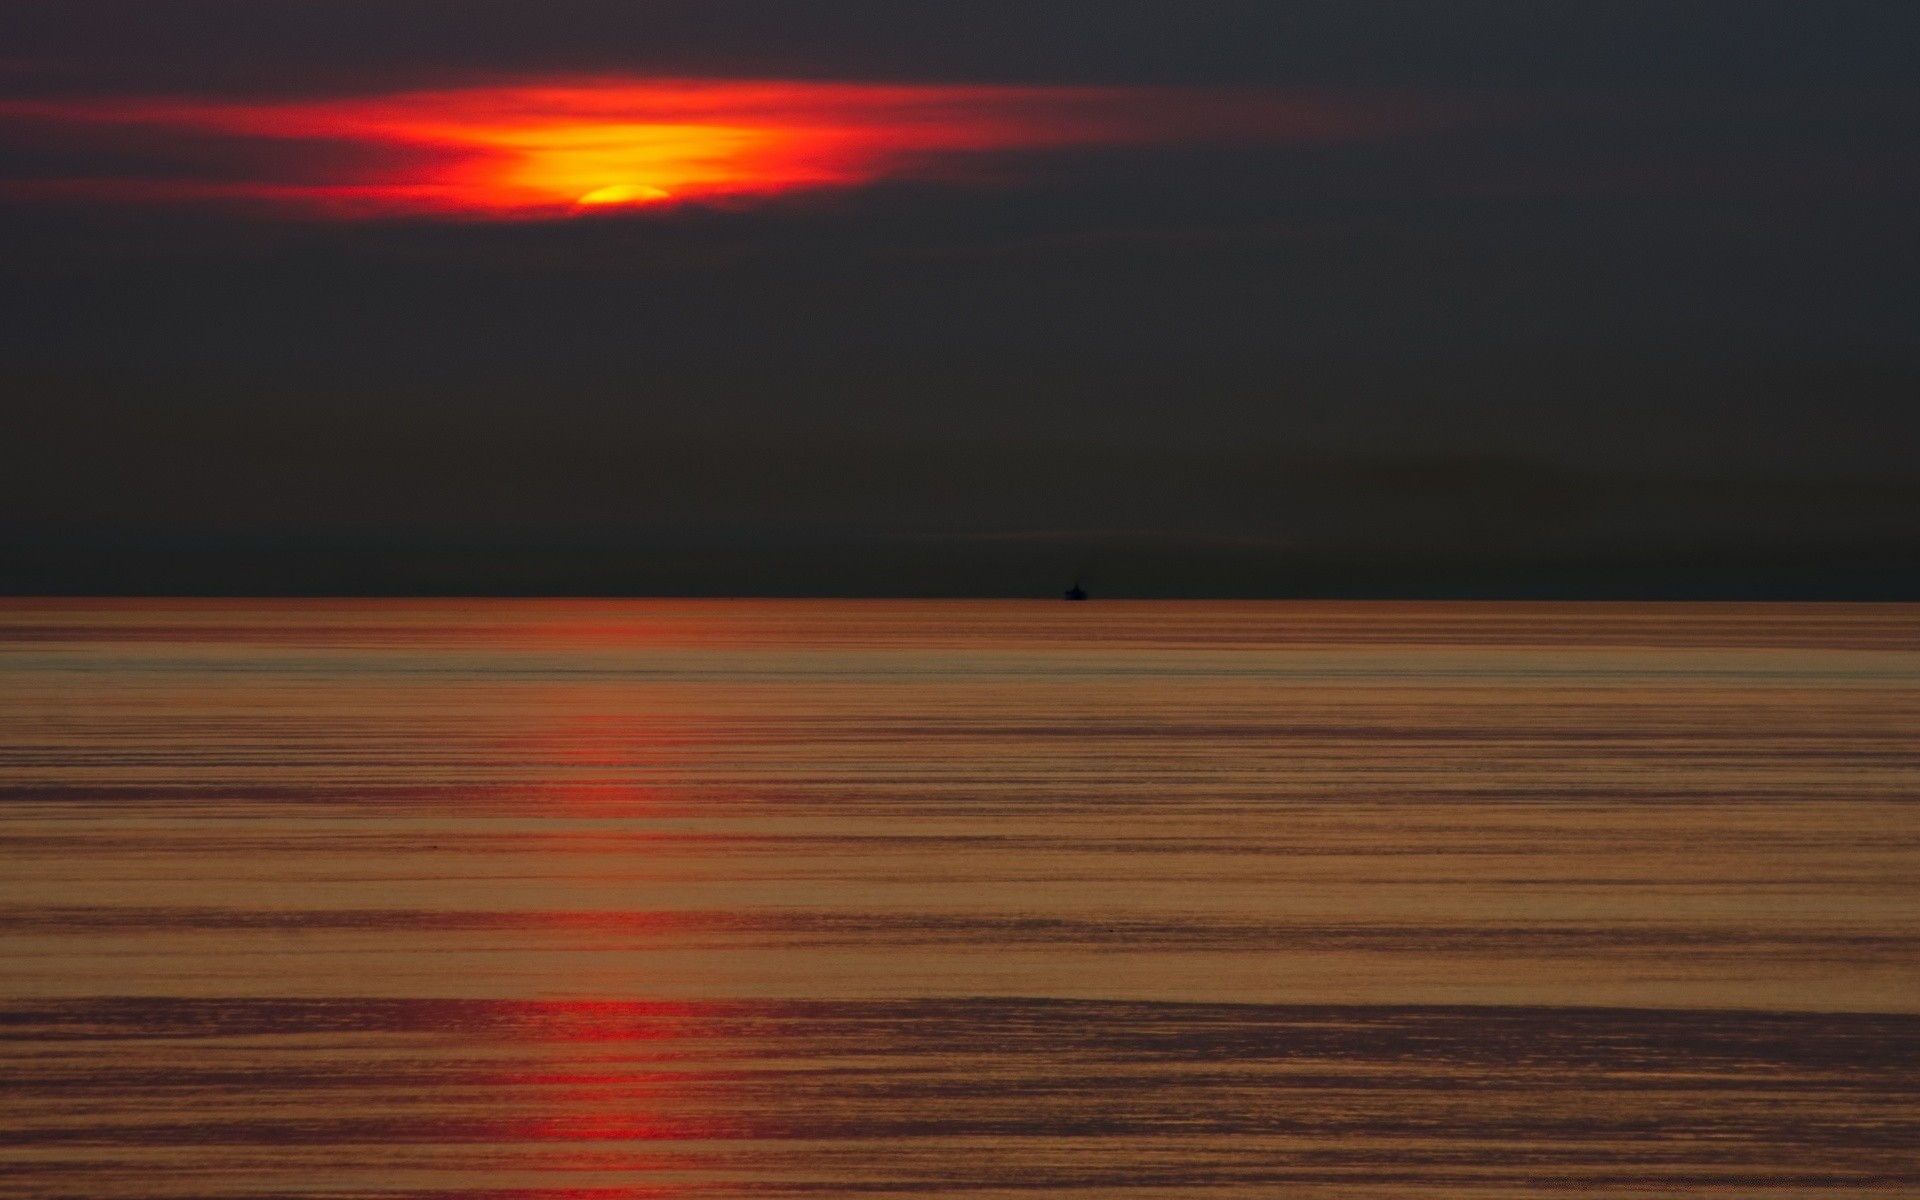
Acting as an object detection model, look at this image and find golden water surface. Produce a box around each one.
[1,600,1915,1196]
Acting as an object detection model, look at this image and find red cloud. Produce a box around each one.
[0,79,1432,218]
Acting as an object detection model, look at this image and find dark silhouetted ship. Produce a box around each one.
[1064,582,1088,601]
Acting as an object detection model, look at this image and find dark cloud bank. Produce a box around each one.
[2,2,1916,597]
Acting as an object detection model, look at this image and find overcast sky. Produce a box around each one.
[3,1,1916,596]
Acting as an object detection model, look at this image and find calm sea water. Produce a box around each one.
[1,599,1915,1197]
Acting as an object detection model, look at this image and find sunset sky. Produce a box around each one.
[3,1,1915,595]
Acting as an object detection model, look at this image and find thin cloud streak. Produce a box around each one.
[0,78,1438,218]
[904,528,1293,549]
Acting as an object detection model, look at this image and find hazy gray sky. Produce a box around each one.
[3,2,1915,595]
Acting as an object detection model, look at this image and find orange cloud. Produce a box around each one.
[0,79,1428,218]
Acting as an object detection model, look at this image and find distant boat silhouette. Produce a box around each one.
[1064,581,1088,601]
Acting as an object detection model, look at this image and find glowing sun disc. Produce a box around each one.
[576,183,673,206]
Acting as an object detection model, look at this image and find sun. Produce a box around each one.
[574,183,673,207]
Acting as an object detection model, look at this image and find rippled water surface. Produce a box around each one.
[2,599,1916,1196]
